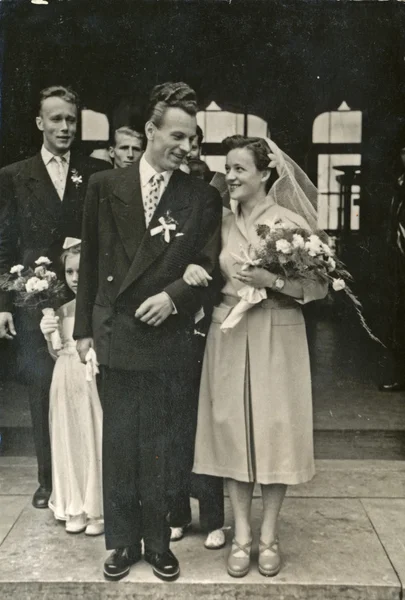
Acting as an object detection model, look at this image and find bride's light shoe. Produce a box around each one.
[258,538,281,577]
[227,538,252,578]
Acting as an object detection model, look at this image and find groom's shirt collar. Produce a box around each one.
[139,154,172,193]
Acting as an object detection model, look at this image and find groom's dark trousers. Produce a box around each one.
[74,164,222,553]
[102,368,196,551]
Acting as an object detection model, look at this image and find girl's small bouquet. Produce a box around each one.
[0,257,66,350]
[223,217,382,345]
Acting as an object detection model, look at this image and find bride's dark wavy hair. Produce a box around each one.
[146,82,197,127]
[222,135,279,192]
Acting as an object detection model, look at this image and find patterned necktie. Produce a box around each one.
[53,155,67,200]
[145,173,164,227]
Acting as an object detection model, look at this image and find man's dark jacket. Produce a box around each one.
[73,162,222,372]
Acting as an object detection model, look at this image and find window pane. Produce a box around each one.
[202,155,226,173]
[318,193,341,230]
[318,154,332,192]
[313,113,330,144]
[201,111,239,142]
[313,109,362,143]
[81,109,109,141]
[330,111,362,143]
[318,193,330,230]
[317,154,361,230]
[247,114,268,138]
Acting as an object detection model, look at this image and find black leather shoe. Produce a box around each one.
[103,545,142,581]
[378,382,405,392]
[32,486,51,509]
[144,548,180,581]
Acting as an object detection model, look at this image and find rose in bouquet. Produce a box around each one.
[223,217,382,345]
[0,257,67,349]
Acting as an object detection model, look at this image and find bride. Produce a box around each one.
[187,135,328,578]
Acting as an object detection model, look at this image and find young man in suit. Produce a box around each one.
[0,85,110,509]
[74,82,222,582]
[109,125,144,169]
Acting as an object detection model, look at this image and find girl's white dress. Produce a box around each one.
[48,299,103,521]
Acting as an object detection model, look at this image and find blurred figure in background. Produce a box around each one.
[186,125,229,208]
[379,144,405,392]
[89,145,112,165]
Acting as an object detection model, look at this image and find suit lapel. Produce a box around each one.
[109,164,146,262]
[25,153,62,219]
[63,154,81,205]
[117,169,191,297]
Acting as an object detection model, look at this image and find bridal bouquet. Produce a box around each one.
[0,257,66,349]
[222,217,382,344]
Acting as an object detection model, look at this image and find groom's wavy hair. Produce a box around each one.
[222,135,279,193]
[146,82,197,127]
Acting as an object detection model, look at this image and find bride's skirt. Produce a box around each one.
[49,349,103,520]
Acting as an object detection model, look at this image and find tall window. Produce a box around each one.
[197,102,269,172]
[313,102,362,231]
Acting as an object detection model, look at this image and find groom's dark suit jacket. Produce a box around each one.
[0,151,111,315]
[73,162,222,372]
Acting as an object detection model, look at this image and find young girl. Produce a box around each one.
[40,238,103,536]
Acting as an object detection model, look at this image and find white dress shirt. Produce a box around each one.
[41,145,70,200]
[139,154,172,217]
[139,154,177,313]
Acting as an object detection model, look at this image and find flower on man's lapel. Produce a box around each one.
[150,212,179,243]
[71,169,83,188]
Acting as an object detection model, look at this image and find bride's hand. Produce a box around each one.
[40,315,59,339]
[234,267,277,289]
[183,264,212,287]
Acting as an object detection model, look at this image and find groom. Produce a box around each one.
[74,82,222,582]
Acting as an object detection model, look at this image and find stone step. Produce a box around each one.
[2,457,405,499]
[2,424,405,460]
[1,458,405,599]
[2,427,405,462]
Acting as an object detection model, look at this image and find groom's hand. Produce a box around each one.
[135,292,174,327]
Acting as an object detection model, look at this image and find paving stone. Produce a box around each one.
[0,496,29,545]
[0,463,37,495]
[287,460,405,498]
[0,497,399,599]
[361,499,405,592]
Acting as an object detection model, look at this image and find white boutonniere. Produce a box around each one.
[71,169,83,188]
[150,212,178,243]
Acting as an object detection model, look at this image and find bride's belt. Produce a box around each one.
[221,293,297,310]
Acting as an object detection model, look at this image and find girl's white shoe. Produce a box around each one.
[65,514,87,534]
[85,518,104,536]
[204,528,226,549]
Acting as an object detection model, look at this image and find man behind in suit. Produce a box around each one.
[109,125,144,169]
[73,81,222,582]
[0,85,110,508]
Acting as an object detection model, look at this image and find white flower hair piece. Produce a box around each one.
[267,153,279,170]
